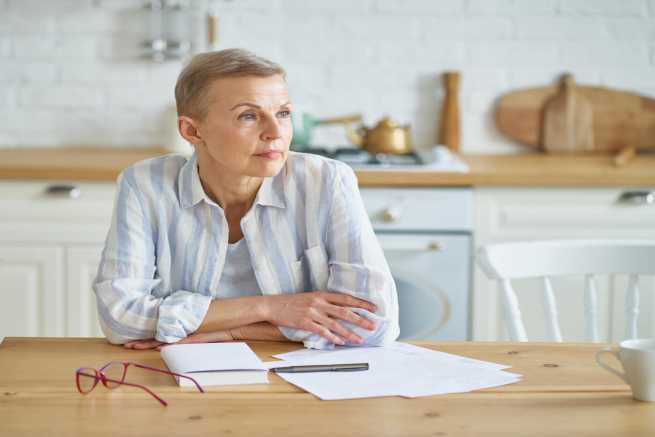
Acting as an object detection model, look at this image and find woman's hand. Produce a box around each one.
[261,291,378,345]
[124,330,234,351]
[155,330,234,350]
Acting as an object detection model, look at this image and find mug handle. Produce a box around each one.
[595,347,628,384]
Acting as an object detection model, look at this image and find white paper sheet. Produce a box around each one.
[270,342,522,400]
[273,342,511,371]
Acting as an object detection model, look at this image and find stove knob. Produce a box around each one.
[381,207,400,223]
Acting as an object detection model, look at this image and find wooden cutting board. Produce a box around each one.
[542,74,594,153]
[495,75,655,152]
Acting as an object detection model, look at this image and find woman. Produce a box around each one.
[93,48,399,350]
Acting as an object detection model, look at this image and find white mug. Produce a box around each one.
[596,338,655,402]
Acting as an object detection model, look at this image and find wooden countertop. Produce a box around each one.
[2,337,653,436]
[1,147,654,187]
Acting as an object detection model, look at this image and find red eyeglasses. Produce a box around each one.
[75,360,204,406]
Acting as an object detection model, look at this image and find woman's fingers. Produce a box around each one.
[316,315,363,344]
[307,322,345,345]
[326,305,376,331]
[321,292,377,313]
[124,339,147,348]
[124,339,164,350]
[155,330,234,350]
[163,330,233,346]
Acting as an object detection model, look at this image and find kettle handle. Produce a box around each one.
[317,114,363,125]
[345,124,365,146]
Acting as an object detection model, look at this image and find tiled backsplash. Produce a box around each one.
[1,0,654,152]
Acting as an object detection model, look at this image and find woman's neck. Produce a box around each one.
[197,159,263,219]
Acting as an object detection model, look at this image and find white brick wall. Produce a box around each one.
[1,0,654,152]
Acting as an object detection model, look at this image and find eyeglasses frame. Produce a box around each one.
[75,360,204,407]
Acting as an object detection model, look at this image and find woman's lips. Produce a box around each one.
[255,150,283,160]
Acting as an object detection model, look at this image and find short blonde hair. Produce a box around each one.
[175,48,286,119]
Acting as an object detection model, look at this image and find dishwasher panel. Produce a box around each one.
[377,233,471,341]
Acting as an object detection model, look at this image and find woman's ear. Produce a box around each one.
[178,116,204,147]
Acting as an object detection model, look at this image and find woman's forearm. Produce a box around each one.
[194,296,270,334]
[229,322,288,341]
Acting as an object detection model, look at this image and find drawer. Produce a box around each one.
[0,181,116,243]
[359,187,473,232]
[477,187,655,236]
[0,181,116,221]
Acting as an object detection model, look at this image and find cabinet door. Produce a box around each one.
[473,187,655,342]
[0,246,64,339]
[66,246,104,337]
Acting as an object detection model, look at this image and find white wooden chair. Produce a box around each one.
[476,239,655,342]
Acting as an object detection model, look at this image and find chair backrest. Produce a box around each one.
[476,239,655,342]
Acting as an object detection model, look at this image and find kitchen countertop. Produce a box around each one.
[1,146,654,187]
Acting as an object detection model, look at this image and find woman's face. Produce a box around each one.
[191,74,292,178]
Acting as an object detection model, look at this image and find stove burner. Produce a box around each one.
[303,147,423,166]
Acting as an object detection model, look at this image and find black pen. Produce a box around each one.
[270,363,369,373]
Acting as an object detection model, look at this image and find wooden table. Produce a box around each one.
[1,338,654,436]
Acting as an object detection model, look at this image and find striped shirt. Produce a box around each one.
[93,151,399,349]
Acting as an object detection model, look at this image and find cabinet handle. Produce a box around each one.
[45,184,81,199]
[616,191,654,205]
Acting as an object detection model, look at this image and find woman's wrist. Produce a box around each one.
[230,323,286,341]
[256,295,273,322]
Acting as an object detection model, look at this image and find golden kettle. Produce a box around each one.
[345,117,413,155]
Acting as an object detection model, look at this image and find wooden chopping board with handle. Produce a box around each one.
[495,74,655,152]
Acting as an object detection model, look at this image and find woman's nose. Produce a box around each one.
[261,116,282,141]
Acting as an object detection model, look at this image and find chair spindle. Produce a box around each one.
[584,275,600,342]
[500,279,528,341]
[542,276,562,342]
[625,274,640,340]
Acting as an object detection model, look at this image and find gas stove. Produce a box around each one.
[299,146,469,172]
[305,147,423,166]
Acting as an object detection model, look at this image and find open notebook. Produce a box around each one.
[160,342,268,387]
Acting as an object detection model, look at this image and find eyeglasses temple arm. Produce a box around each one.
[104,377,168,407]
[133,363,205,393]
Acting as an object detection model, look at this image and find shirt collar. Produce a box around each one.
[178,152,286,210]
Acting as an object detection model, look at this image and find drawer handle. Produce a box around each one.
[428,241,442,251]
[616,191,654,205]
[45,184,80,199]
[381,207,401,223]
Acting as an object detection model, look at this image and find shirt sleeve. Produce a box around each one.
[280,162,400,349]
[93,169,211,345]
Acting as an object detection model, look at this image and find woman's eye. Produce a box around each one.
[277,110,291,118]
[238,113,257,121]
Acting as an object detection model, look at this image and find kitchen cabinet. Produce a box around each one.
[2,173,655,344]
[66,246,105,337]
[0,181,115,339]
[0,246,64,337]
[473,187,655,342]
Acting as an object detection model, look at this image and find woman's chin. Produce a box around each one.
[250,155,287,177]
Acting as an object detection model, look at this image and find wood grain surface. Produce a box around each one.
[1,337,654,437]
[496,83,655,152]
